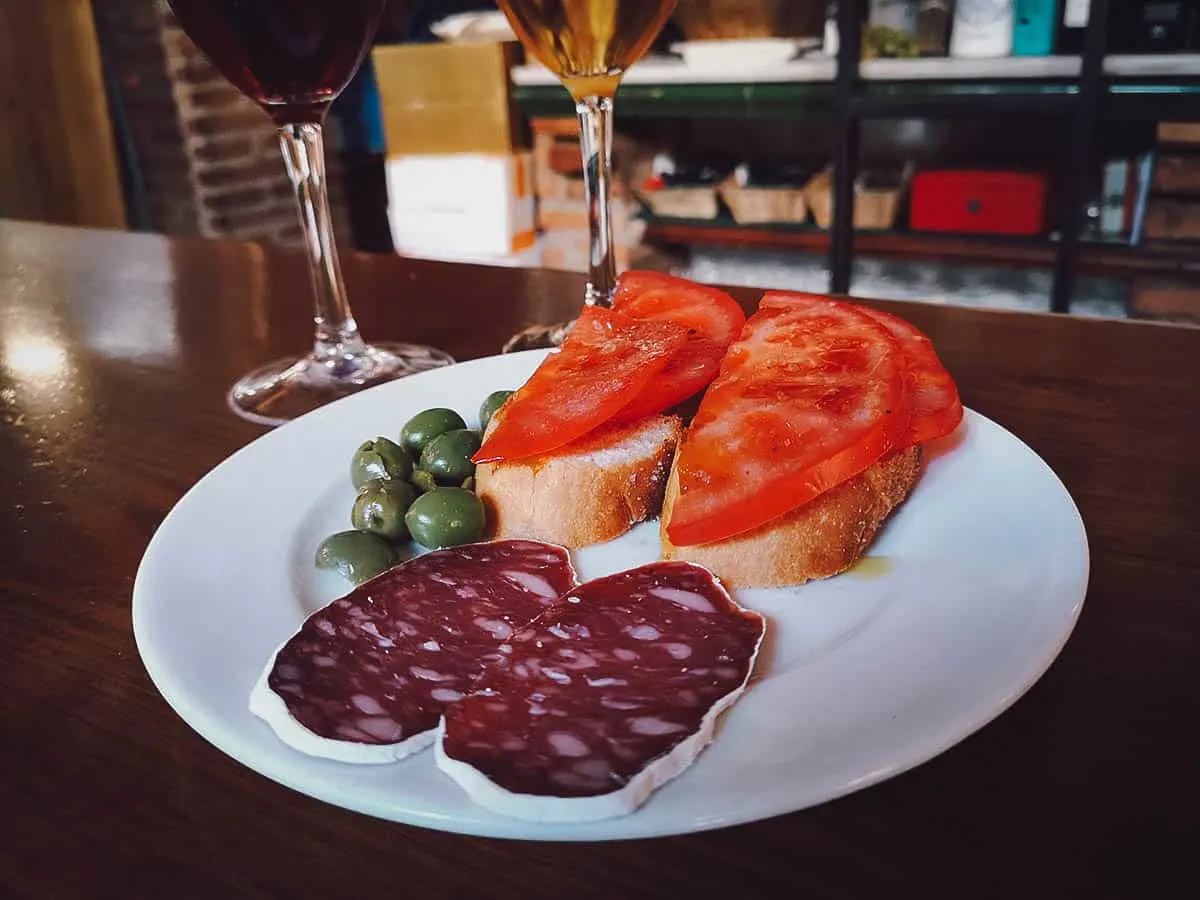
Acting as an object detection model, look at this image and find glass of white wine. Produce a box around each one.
[496,0,678,351]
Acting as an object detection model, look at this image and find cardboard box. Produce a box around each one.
[535,196,641,233]
[530,117,646,200]
[373,42,528,156]
[400,240,544,270]
[1130,281,1200,324]
[535,170,589,202]
[540,229,635,274]
[1153,156,1200,195]
[386,153,536,259]
[1143,197,1200,240]
[1157,122,1200,146]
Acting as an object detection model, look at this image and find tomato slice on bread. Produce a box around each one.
[857,305,963,446]
[473,306,687,463]
[609,272,747,422]
[665,292,911,547]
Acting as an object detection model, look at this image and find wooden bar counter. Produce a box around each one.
[1,221,1196,899]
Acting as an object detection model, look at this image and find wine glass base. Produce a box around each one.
[501,320,575,353]
[227,342,454,426]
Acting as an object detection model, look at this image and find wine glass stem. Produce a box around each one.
[576,95,616,309]
[277,122,365,361]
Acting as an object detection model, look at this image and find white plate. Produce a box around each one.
[670,37,822,70]
[430,11,516,44]
[133,350,1089,841]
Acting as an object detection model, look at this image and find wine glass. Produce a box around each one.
[166,0,453,425]
[496,0,678,351]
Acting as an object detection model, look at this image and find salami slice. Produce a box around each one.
[856,305,963,446]
[435,561,766,822]
[249,540,577,764]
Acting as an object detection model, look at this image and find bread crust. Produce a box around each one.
[475,416,684,549]
[661,446,922,588]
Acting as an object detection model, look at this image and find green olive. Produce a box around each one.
[351,480,416,540]
[350,437,413,490]
[315,530,397,584]
[478,390,514,431]
[400,408,467,457]
[419,429,482,485]
[411,468,438,494]
[405,488,486,549]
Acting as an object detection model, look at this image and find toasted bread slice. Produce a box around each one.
[660,446,922,588]
[475,415,684,549]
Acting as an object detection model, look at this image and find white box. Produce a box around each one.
[386,152,536,260]
[398,238,544,269]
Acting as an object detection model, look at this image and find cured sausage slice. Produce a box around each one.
[435,561,766,822]
[666,292,911,547]
[249,540,577,764]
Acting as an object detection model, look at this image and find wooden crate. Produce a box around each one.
[1153,156,1200,195]
[719,177,808,224]
[1130,281,1200,324]
[1143,198,1200,240]
[639,186,720,219]
[804,168,900,230]
[1157,122,1200,146]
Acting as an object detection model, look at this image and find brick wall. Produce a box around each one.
[95,0,348,246]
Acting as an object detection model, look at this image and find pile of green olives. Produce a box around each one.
[315,390,514,585]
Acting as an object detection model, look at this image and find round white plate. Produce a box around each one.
[133,350,1088,842]
[670,37,822,70]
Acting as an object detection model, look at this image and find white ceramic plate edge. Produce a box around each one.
[131,353,1090,842]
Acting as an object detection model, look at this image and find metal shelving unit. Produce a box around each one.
[511,2,1200,313]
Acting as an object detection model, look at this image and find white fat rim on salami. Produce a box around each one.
[433,613,766,823]
[248,636,435,765]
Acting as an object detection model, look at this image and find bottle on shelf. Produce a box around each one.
[916,1,954,55]
[1054,0,1089,54]
[869,0,920,35]
[1112,1,1200,53]
[1012,0,1059,56]
[823,1,841,56]
[950,0,1016,58]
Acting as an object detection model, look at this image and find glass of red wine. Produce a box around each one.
[167,0,453,425]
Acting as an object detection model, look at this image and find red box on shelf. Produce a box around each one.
[909,170,1048,236]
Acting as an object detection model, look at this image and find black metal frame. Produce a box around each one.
[829,0,1116,312]
[1050,0,1112,313]
[830,0,863,296]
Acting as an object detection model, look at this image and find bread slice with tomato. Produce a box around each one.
[472,273,747,549]
[476,414,684,548]
[660,293,963,588]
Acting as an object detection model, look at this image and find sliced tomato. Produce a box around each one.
[857,305,963,445]
[665,292,911,547]
[609,271,747,422]
[473,306,687,464]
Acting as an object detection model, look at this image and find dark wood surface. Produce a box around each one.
[1,220,1197,899]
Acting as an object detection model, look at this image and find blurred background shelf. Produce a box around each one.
[640,214,1200,280]
[513,54,1200,120]
[513,53,1200,86]
[5,0,1200,325]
